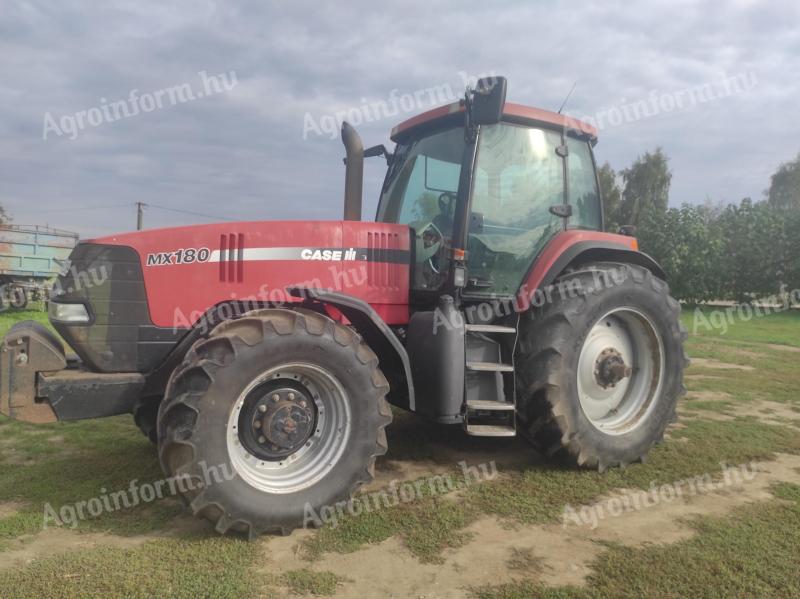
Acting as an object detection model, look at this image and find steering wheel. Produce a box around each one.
[411,220,445,275]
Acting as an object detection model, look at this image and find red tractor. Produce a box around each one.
[0,78,686,537]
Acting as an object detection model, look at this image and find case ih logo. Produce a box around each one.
[300,248,358,261]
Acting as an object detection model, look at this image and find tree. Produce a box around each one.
[766,152,800,210]
[637,203,723,304]
[597,162,622,230]
[716,199,785,302]
[618,148,672,227]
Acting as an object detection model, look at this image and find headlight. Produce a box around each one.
[48,302,90,323]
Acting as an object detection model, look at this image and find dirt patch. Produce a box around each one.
[728,401,800,428]
[685,391,733,403]
[365,458,455,493]
[690,358,754,371]
[0,529,155,573]
[730,348,768,360]
[258,454,800,597]
[0,501,25,519]
[0,448,38,466]
[685,374,724,382]
[761,343,800,354]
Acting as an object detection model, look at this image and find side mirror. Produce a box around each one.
[469,76,507,126]
[364,144,393,166]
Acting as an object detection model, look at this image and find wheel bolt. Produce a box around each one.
[288,392,296,400]
[254,421,261,429]
[272,393,280,402]
[258,435,266,444]
[299,400,307,408]
[258,404,267,413]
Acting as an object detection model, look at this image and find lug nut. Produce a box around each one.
[258,404,267,413]
[288,392,295,400]
[299,400,307,408]
[258,435,266,444]
[272,394,280,402]
[253,421,261,429]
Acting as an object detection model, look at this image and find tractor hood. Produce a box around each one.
[77,219,411,330]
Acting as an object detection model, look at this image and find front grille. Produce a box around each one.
[50,243,183,373]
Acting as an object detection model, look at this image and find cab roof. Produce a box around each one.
[390,101,598,145]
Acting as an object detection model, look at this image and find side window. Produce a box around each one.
[467,124,564,294]
[567,138,601,230]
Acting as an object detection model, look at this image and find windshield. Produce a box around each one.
[377,127,465,290]
[377,127,464,229]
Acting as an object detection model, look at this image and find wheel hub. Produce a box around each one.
[594,347,632,389]
[576,308,665,435]
[240,384,317,460]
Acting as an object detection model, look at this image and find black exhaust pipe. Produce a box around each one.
[341,122,363,221]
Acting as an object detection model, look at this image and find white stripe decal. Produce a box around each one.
[208,247,309,263]
[208,247,370,263]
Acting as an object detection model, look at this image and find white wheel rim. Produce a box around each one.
[576,308,665,435]
[226,362,351,494]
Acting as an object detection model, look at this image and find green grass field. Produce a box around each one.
[0,305,799,597]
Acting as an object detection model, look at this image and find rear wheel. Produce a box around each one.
[156,308,392,537]
[516,262,688,471]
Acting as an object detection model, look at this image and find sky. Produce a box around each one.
[1,0,798,238]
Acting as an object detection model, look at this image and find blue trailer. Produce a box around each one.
[0,224,79,308]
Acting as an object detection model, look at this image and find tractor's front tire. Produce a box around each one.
[516,262,688,471]
[156,308,392,537]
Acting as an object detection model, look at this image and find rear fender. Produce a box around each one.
[516,231,665,311]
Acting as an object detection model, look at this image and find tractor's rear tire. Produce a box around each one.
[516,262,688,471]
[156,308,392,537]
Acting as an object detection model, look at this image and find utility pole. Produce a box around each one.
[136,202,146,230]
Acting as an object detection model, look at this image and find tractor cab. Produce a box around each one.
[374,78,602,303]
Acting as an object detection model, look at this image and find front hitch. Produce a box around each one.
[0,320,146,424]
[0,321,65,423]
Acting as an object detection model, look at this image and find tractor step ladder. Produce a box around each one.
[464,321,519,437]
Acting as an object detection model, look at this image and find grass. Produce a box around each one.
[302,481,478,564]
[276,569,350,596]
[0,306,798,596]
[471,483,800,598]
[0,303,51,336]
[0,537,259,598]
[682,305,800,347]
[0,415,182,548]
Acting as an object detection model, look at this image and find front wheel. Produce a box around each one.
[516,262,688,471]
[156,308,392,537]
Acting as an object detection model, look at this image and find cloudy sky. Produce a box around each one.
[1,0,797,237]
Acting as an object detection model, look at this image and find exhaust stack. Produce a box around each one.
[341,122,363,221]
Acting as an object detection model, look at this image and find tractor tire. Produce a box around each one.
[516,262,688,471]
[156,308,392,537]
